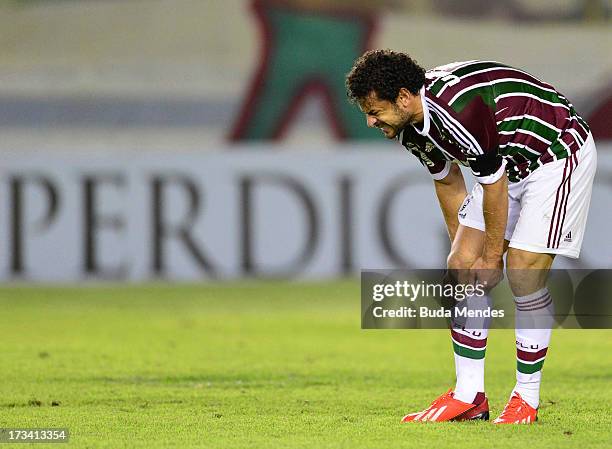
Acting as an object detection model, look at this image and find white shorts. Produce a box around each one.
[458,134,597,258]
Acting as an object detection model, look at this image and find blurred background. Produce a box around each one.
[0,0,611,281]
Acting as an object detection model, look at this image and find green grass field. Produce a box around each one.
[0,281,610,448]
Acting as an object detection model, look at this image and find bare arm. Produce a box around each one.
[480,172,508,262]
[469,171,508,288]
[433,164,468,243]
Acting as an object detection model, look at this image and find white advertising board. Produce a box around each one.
[1,145,611,281]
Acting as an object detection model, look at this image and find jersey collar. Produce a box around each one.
[411,86,430,136]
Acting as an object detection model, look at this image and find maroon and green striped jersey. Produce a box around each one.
[399,60,590,183]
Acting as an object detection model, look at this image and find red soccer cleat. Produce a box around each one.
[401,389,489,423]
[493,392,538,424]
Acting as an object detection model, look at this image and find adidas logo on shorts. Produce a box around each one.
[563,231,573,242]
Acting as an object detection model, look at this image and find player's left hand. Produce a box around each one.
[470,256,504,291]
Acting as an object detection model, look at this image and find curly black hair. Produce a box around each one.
[346,49,426,103]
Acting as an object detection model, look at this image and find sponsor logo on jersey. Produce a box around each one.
[420,152,435,167]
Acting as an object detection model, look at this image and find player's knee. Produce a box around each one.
[506,248,553,270]
[507,248,554,296]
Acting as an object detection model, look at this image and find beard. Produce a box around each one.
[379,108,412,139]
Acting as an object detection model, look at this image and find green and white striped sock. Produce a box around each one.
[513,287,554,409]
[451,294,491,404]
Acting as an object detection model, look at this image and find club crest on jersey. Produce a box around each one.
[435,125,459,147]
[438,127,452,142]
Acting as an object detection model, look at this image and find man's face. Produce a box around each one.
[358,89,423,139]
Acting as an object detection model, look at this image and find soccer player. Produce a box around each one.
[346,50,597,424]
